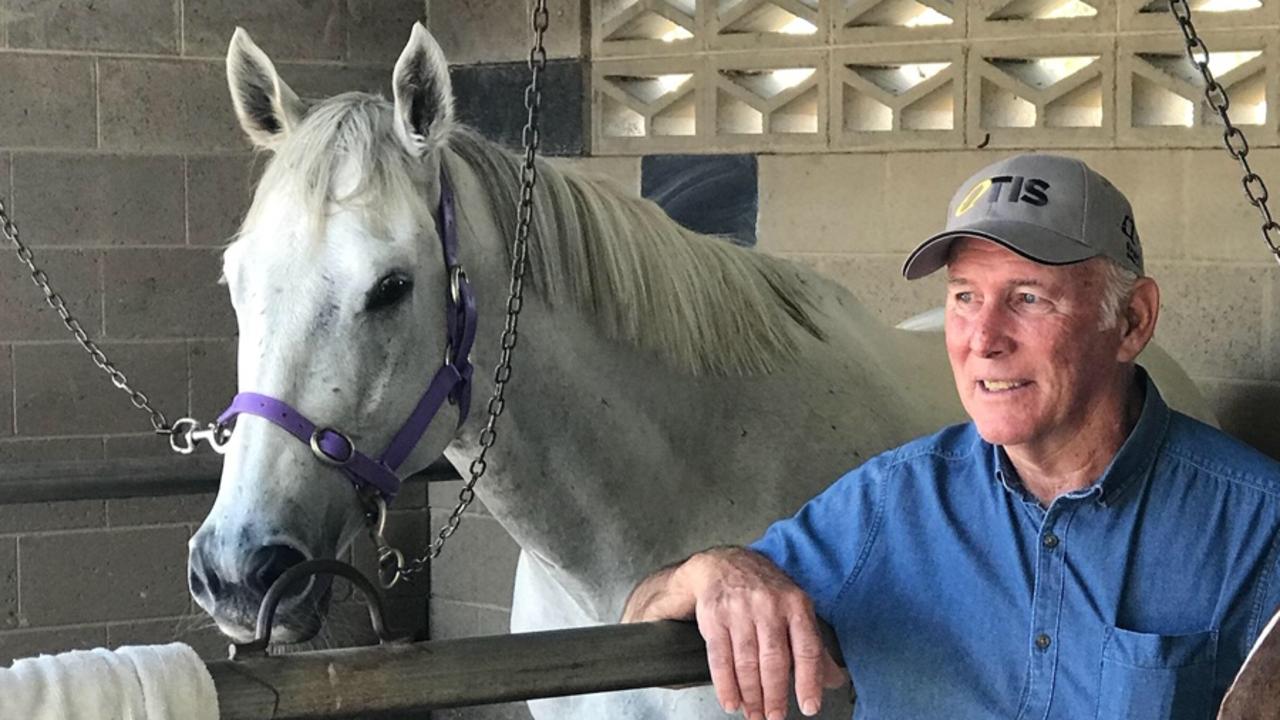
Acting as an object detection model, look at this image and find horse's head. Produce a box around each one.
[188,23,466,642]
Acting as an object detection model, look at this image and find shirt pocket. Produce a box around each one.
[1096,626,1218,720]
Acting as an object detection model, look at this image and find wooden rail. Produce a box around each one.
[209,621,714,719]
[0,456,461,505]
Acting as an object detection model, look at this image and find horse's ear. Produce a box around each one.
[392,22,455,157]
[226,27,305,149]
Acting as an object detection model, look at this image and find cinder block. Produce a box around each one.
[831,43,966,151]
[186,154,261,247]
[8,0,177,54]
[395,479,428,511]
[1,538,17,630]
[1178,148,1280,264]
[756,153,889,254]
[1197,378,1280,462]
[189,340,238,421]
[19,525,191,626]
[0,249,101,342]
[1116,31,1275,150]
[967,36,1115,149]
[103,249,234,339]
[14,342,188,436]
[882,150,995,254]
[427,511,519,606]
[431,0,583,64]
[0,499,106,535]
[0,153,11,213]
[0,439,104,465]
[969,0,1115,40]
[550,156,641,194]
[592,56,706,156]
[708,49,827,153]
[707,0,828,52]
[105,616,228,661]
[591,0,698,59]
[835,0,965,46]
[0,625,108,667]
[1118,0,1278,32]
[0,347,11,438]
[277,62,393,102]
[103,434,176,459]
[98,59,241,153]
[182,0,344,60]
[1149,262,1267,380]
[0,54,96,149]
[453,59,587,156]
[428,598,511,640]
[352,509,430,601]
[13,153,185,247]
[780,253,946,328]
[1071,149,1187,261]
[346,0,426,63]
[106,493,216,528]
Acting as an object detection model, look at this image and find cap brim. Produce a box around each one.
[902,219,1099,280]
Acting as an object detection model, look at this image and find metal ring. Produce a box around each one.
[449,266,466,306]
[168,418,197,455]
[309,427,355,466]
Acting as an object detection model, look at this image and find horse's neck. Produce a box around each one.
[439,147,953,619]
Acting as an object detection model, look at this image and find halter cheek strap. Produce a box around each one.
[215,170,477,503]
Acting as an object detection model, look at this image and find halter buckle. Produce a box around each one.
[309,426,355,466]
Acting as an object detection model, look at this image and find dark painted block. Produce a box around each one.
[642,154,759,247]
[450,59,586,156]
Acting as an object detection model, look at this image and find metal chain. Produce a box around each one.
[0,198,172,434]
[1169,0,1280,265]
[380,0,550,586]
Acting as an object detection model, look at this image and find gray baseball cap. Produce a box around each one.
[902,153,1144,280]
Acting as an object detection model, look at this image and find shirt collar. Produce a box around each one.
[988,366,1170,508]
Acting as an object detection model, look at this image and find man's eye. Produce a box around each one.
[1020,293,1038,304]
[954,291,974,303]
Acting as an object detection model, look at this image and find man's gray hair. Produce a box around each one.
[1097,258,1139,331]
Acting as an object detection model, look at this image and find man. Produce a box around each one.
[622,153,1280,720]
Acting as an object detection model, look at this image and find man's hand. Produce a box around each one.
[622,547,847,719]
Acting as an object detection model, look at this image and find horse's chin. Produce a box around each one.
[210,582,334,647]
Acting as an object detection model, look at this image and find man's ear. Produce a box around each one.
[1116,277,1159,363]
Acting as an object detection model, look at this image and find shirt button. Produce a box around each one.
[1043,533,1060,549]
[1035,633,1052,650]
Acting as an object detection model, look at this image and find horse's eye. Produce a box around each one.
[366,273,413,312]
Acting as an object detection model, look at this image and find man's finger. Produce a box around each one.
[788,610,826,716]
[698,614,742,714]
[729,617,765,719]
[756,617,793,720]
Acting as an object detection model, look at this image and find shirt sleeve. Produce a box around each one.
[748,452,890,619]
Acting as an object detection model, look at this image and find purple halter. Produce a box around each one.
[215,170,477,502]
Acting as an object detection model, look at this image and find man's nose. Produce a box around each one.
[969,303,1013,358]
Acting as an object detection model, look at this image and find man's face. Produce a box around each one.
[943,238,1126,452]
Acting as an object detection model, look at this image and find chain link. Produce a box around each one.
[1169,0,1280,264]
[0,197,172,434]
[388,0,550,585]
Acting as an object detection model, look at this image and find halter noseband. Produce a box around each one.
[213,169,477,502]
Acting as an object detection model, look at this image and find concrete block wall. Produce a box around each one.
[0,0,430,665]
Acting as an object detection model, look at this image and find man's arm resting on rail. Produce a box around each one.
[622,546,846,720]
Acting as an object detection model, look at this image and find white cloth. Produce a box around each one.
[0,642,219,720]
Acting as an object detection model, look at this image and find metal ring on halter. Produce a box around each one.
[449,266,466,305]
[309,427,355,466]
[168,418,198,455]
[377,546,407,588]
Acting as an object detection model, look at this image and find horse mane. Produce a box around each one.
[243,92,826,376]
[448,131,826,376]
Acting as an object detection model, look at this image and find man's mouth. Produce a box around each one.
[979,379,1030,393]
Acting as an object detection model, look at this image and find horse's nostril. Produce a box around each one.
[189,568,206,598]
[189,546,223,600]
[247,544,309,598]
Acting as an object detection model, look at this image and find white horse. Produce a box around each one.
[187,23,1217,720]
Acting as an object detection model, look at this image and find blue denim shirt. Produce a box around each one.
[751,373,1280,720]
